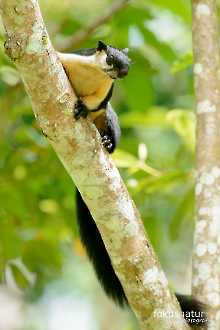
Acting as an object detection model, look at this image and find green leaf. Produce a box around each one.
[0,66,20,86]
[112,149,139,168]
[136,171,189,194]
[171,52,193,73]
[112,149,160,176]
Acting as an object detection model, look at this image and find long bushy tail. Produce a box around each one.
[176,294,207,328]
[76,189,127,306]
[76,190,207,327]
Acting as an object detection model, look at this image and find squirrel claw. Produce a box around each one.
[101,135,113,152]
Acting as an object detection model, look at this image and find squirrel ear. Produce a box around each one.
[97,40,107,51]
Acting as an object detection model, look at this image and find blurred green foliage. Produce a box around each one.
[0,0,198,327]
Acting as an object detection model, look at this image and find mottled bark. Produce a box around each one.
[1,1,189,329]
[192,0,220,328]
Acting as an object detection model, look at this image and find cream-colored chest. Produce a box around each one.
[64,61,112,97]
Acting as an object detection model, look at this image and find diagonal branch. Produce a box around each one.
[191,0,220,328]
[1,1,188,329]
[58,0,129,52]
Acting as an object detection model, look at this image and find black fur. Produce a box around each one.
[176,294,208,328]
[76,190,127,306]
[74,41,131,79]
[100,103,121,153]
[97,40,107,52]
[74,99,89,119]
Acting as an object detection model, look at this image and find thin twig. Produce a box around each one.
[58,0,129,52]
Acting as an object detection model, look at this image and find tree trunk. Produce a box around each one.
[192,0,220,328]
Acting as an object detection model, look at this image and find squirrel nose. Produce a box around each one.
[118,67,128,78]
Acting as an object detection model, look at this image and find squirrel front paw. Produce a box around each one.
[101,135,114,153]
[74,99,88,120]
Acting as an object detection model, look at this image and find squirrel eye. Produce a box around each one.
[106,55,114,65]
